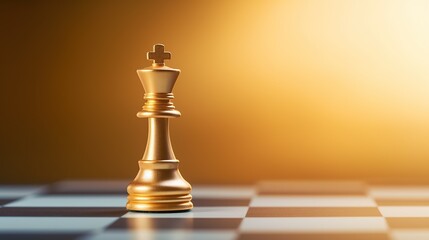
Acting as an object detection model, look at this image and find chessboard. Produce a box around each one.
[1,180,429,240]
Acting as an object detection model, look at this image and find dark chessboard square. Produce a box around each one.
[0,233,84,240]
[42,180,129,195]
[107,218,242,230]
[258,181,367,195]
[238,233,390,240]
[0,207,127,217]
[0,198,18,206]
[246,207,382,217]
[192,198,250,207]
[387,217,429,228]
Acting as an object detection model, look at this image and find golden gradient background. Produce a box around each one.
[1,0,429,184]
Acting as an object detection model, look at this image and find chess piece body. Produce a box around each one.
[126,44,193,212]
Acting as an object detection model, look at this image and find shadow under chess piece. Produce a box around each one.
[126,44,193,212]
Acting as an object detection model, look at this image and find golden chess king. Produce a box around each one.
[126,44,193,212]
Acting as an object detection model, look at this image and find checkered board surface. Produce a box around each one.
[1,180,429,240]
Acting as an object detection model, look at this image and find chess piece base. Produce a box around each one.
[126,160,193,212]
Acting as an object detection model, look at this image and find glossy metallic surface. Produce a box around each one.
[127,44,192,212]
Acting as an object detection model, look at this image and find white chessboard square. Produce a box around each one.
[81,230,237,240]
[369,186,429,199]
[379,206,429,217]
[240,217,388,233]
[53,180,129,192]
[391,230,429,240]
[123,207,248,218]
[0,217,116,232]
[0,185,43,198]
[191,185,255,199]
[5,195,125,207]
[250,196,377,207]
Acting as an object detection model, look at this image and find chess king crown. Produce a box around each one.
[137,44,181,118]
